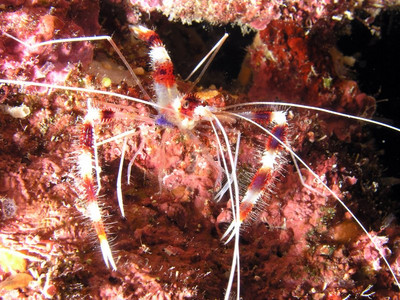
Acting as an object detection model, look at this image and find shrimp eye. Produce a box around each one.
[182,101,190,109]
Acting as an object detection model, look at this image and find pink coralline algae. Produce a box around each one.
[0,1,399,299]
[129,0,398,30]
[130,0,346,29]
[0,2,99,85]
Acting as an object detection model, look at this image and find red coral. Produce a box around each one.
[247,20,376,141]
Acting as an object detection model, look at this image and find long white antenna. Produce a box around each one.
[2,32,151,100]
[224,101,400,133]
[227,110,400,290]
[185,33,229,92]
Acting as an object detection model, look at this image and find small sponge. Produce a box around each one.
[1,197,17,219]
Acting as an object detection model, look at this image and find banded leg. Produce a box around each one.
[223,110,289,242]
[77,100,130,270]
[130,25,179,107]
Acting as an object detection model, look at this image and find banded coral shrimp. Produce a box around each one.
[0,8,400,300]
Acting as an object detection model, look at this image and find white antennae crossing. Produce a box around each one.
[226,110,400,290]
[2,23,399,299]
